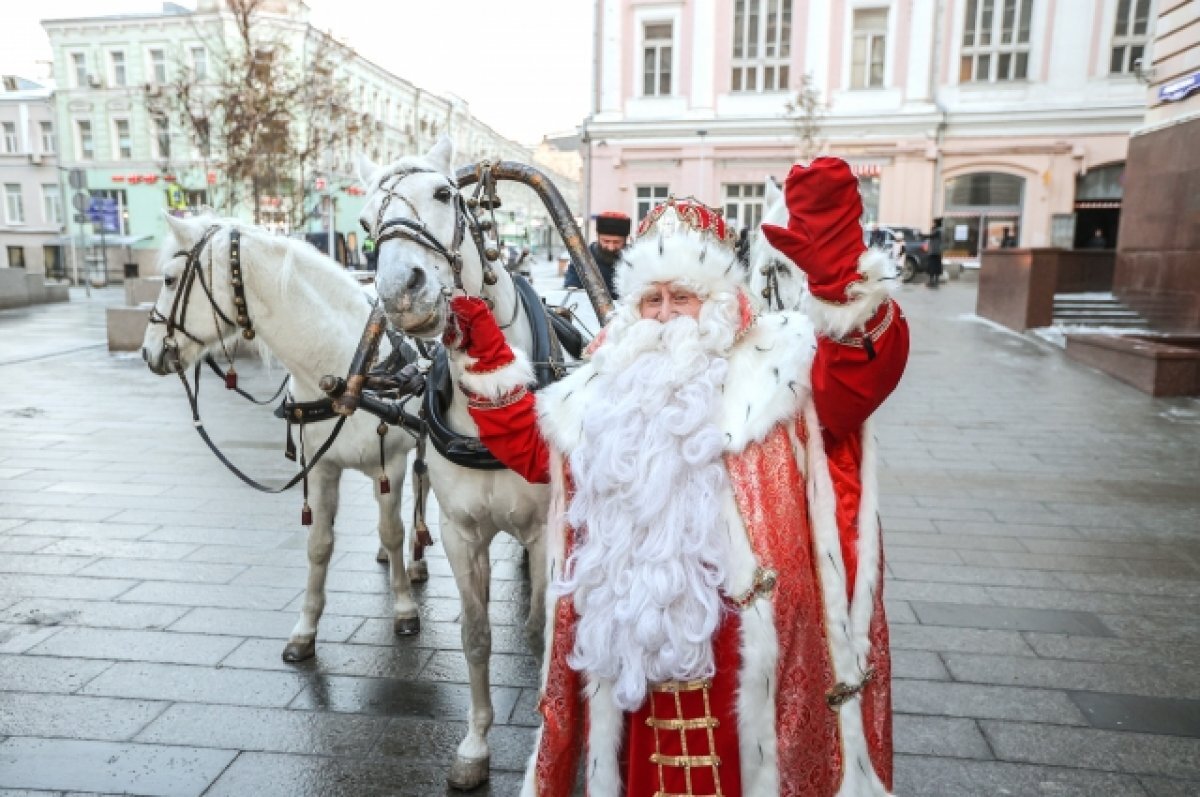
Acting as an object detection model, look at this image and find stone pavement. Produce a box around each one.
[1,278,1199,796]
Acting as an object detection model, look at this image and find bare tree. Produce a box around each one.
[146,0,365,229]
[783,72,825,163]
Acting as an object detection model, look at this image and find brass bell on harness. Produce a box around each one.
[761,287,771,299]
[478,218,494,232]
[482,266,499,285]
[242,328,256,340]
[484,246,500,262]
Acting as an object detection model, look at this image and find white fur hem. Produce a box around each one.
[453,347,534,400]
[803,249,894,340]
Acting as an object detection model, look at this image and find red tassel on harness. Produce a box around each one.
[224,369,238,390]
[301,502,313,526]
[379,476,391,494]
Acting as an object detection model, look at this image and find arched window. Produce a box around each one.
[943,172,1025,256]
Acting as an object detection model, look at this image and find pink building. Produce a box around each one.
[585,0,1154,259]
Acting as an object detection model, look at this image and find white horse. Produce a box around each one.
[141,214,427,662]
[746,176,810,312]
[357,137,549,790]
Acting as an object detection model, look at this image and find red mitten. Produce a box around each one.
[760,157,867,304]
[444,296,514,373]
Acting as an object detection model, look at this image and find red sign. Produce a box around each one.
[314,177,327,191]
[143,174,159,184]
[164,175,176,182]
[111,175,125,183]
[128,175,142,184]
[207,171,217,185]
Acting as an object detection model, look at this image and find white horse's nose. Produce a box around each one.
[406,266,426,292]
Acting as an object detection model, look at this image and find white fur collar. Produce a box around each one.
[537,312,816,455]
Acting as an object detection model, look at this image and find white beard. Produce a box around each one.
[557,315,731,712]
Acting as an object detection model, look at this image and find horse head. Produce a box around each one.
[358,136,472,338]
[142,212,242,375]
[747,176,808,312]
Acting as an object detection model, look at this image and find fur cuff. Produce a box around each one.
[454,347,535,400]
[802,249,894,340]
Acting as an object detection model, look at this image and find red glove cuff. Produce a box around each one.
[445,296,515,373]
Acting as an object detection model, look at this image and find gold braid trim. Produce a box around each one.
[463,384,529,410]
[831,298,895,348]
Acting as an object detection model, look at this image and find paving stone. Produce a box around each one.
[203,750,525,797]
[1098,613,1200,643]
[1053,572,1200,599]
[146,525,296,548]
[933,520,1085,539]
[1023,633,1200,667]
[887,582,996,604]
[117,581,301,611]
[894,679,1087,724]
[986,587,1195,620]
[957,550,1131,574]
[0,623,59,654]
[886,546,965,565]
[893,715,991,759]
[136,703,389,755]
[288,675,521,725]
[219,638,433,680]
[0,693,167,740]
[887,530,1029,552]
[982,720,1200,779]
[0,574,136,602]
[0,554,93,576]
[27,627,243,666]
[0,536,53,554]
[3,520,157,540]
[943,653,1200,700]
[419,650,542,688]
[1068,691,1200,737]
[883,599,918,624]
[1020,538,1180,561]
[894,754,1151,796]
[0,654,111,693]
[74,558,247,584]
[0,598,189,631]
[0,737,235,796]
[168,606,363,642]
[889,624,1035,656]
[374,717,536,771]
[1138,776,1200,796]
[36,538,201,561]
[911,602,1114,636]
[349,618,533,656]
[79,661,308,707]
[892,649,950,680]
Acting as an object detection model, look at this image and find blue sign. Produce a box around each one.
[86,197,119,233]
[1159,71,1200,103]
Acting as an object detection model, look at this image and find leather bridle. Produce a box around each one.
[362,166,470,292]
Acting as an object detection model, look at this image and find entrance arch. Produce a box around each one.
[942,172,1025,257]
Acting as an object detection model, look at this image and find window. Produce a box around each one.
[2,122,16,153]
[4,184,25,224]
[149,48,167,84]
[110,51,127,87]
[76,120,94,160]
[723,183,766,233]
[71,52,88,87]
[1111,0,1151,74]
[42,184,61,226]
[113,119,132,160]
[7,246,26,268]
[191,46,208,80]
[642,23,673,96]
[851,8,888,89]
[732,0,792,92]
[636,185,670,221]
[40,121,54,154]
[44,245,64,279]
[153,116,170,159]
[960,0,1033,82]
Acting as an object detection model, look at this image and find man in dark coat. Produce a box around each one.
[564,210,630,299]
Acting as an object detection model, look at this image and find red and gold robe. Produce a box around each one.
[458,294,908,796]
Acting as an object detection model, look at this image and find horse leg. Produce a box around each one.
[375,463,420,636]
[443,521,495,790]
[283,464,340,662]
[407,459,432,583]
[520,526,547,663]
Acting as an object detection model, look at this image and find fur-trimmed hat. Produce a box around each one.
[615,198,743,303]
[595,211,632,237]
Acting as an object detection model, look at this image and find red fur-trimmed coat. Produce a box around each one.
[458,299,908,796]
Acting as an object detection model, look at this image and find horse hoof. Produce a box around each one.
[447,755,490,791]
[394,616,421,636]
[282,639,316,662]
[376,546,389,564]
[408,560,429,583]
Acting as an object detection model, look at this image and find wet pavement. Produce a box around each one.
[1,273,1199,796]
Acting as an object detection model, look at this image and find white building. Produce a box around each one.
[0,76,65,277]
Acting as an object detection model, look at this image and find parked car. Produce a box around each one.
[868,224,931,283]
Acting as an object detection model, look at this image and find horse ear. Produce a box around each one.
[355,154,380,187]
[765,176,782,206]
[164,212,198,245]
[427,134,455,175]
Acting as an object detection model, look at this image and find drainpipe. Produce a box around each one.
[929,0,947,224]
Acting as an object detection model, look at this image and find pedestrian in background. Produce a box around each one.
[927,217,944,288]
[565,210,629,299]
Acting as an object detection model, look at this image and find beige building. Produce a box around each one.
[0,77,66,277]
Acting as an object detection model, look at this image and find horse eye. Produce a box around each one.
[433,186,453,203]
[164,276,177,288]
